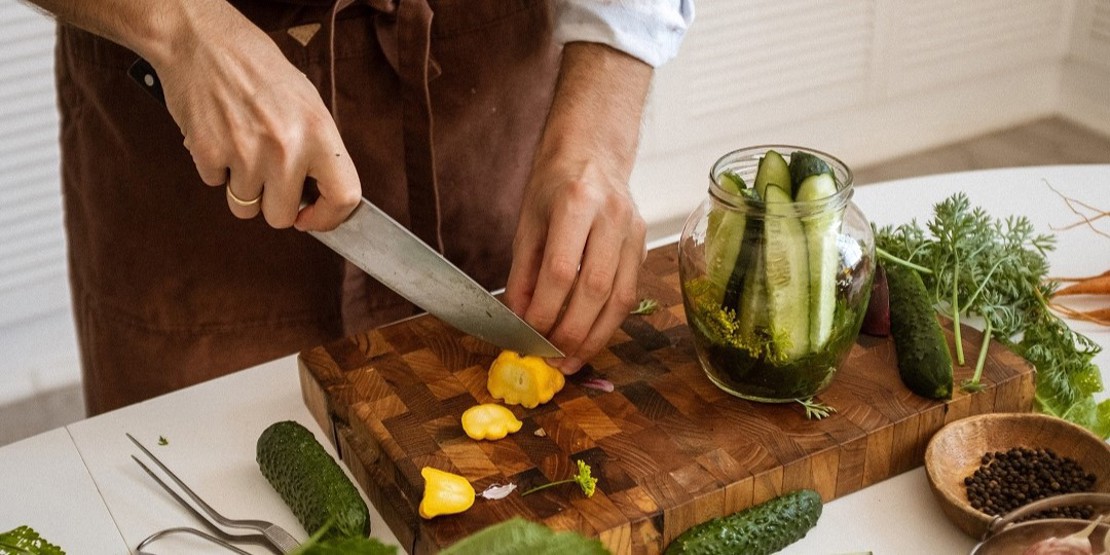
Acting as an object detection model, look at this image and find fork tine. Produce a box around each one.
[126,433,240,528]
[131,456,275,550]
[128,433,299,554]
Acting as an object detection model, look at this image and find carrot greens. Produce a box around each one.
[876,193,1108,438]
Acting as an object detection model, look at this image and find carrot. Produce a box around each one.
[1050,303,1110,326]
[1054,275,1110,296]
[1049,269,1110,283]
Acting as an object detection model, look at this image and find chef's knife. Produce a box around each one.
[127,59,562,358]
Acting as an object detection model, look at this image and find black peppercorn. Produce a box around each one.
[963,446,1097,521]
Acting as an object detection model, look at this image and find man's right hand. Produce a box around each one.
[30,0,362,231]
[149,1,360,231]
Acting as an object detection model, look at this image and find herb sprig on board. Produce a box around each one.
[876,192,1108,438]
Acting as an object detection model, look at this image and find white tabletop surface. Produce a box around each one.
[1,165,1107,555]
[0,427,127,552]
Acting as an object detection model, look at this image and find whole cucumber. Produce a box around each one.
[257,421,370,539]
[664,489,822,555]
[884,261,954,399]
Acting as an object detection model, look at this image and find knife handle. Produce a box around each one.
[126,57,321,204]
[127,58,165,105]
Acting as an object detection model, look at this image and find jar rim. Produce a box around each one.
[708,145,855,210]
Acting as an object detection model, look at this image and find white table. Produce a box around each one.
[1,166,1107,555]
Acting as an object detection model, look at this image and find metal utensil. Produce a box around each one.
[136,527,252,555]
[972,492,1110,554]
[126,58,562,358]
[127,433,301,554]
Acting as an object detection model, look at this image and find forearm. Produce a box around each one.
[536,42,654,178]
[22,0,251,68]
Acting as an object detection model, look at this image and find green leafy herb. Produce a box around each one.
[291,520,396,555]
[439,518,608,555]
[630,298,660,315]
[157,436,168,446]
[521,459,597,498]
[876,192,1108,438]
[0,526,65,555]
[797,397,837,420]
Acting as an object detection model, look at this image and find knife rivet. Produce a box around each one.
[143,74,154,87]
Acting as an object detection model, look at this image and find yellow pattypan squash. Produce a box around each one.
[486,350,565,409]
[461,403,523,440]
[418,467,474,519]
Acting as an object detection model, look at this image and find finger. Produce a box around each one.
[546,216,624,358]
[225,164,264,219]
[524,202,594,335]
[557,236,643,374]
[197,164,229,188]
[184,135,230,187]
[295,145,361,232]
[259,159,303,229]
[503,223,545,316]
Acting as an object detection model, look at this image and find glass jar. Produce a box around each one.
[678,146,875,402]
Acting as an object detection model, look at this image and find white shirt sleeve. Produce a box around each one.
[553,0,695,68]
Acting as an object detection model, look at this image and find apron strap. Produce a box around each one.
[327,0,445,253]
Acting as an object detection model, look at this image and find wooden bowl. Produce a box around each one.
[924,413,1110,539]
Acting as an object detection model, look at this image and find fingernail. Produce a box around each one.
[559,357,583,375]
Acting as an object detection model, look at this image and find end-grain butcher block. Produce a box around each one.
[299,243,1035,554]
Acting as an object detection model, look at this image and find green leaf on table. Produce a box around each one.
[0,526,65,555]
[292,536,397,555]
[440,518,609,555]
[290,519,396,555]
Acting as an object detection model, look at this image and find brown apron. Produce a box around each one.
[56,0,559,414]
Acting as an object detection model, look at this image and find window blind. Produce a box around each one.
[0,0,65,328]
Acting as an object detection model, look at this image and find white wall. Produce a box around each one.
[2,0,1109,442]
[631,0,1080,239]
[1060,0,1110,137]
[0,0,83,436]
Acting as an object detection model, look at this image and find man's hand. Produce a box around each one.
[504,43,653,375]
[33,0,361,231]
[155,1,360,231]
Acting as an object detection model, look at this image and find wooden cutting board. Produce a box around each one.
[299,243,1035,554]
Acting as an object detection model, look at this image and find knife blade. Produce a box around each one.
[311,199,562,357]
[126,58,562,358]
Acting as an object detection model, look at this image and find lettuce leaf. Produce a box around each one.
[440,518,609,555]
[293,536,397,555]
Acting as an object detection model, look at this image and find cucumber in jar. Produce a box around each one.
[790,151,842,351]
[705,171,749,304]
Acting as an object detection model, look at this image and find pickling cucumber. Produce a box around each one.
[794,170,841,351]
[762,183,810,360]
[737,241,767,338]
[787,151,831,197]
[256,421,370,539]
[664,489,823,555]
[721,215,763,310]
[754,149,790,199]
[705,172,748,301]
[884,261,954,399]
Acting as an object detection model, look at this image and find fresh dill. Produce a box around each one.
[797,397,837,420]
[630,298,660,315]
[876,192,1108,438]
[521,460,597,498]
